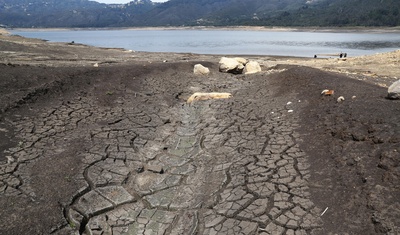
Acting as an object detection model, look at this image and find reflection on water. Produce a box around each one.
[11,29,400,57]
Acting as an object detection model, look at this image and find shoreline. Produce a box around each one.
[9,26,400,33]
[1,27,400,82]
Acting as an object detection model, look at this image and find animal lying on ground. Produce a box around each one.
[187,92,233,103]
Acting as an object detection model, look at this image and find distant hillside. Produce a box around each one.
[0,0,158,27]
[129,0,307,26]
[256,0,400,27]
[0,0,399,27]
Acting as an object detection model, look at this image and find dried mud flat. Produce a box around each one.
[0,32,399,235]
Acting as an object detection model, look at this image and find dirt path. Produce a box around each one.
[0,32,399,235]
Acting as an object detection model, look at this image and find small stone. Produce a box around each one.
[194,64,210,75]
[337,96,345,102]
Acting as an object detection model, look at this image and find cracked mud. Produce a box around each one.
[0,62,323,235]
[0,33,399,235]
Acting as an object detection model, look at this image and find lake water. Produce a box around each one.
[11,29,400,57]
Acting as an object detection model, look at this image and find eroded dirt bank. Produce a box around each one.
[0,32,399,235]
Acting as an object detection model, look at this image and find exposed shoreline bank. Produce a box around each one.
[9,25,400,33]
[1,30,399,85]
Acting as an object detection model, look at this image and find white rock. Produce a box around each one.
[244,61,262,74]
[388,79,400,99]
[234,57,248,65]
[193,64,210,75]
[219,57,245,74]
[337,96,345,102]
[219,57,240,72]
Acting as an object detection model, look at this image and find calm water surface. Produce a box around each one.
[11,29,400,57]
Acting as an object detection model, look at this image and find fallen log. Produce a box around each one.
[187,92,232,104]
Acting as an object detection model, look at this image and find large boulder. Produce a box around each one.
[219,57,246,74]
[388,80,400,99]
[244,61,262,74]
[193,64,210,75]
[234,57,248,65]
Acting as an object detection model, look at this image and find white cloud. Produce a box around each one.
[95,0,167,3]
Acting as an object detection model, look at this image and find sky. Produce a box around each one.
[95,0,168,3]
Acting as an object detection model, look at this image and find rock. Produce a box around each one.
[244,61,262,74]
[321,89,334,96]
[193,64,210,75]
[337,96,345,102]
[219,57,240,73]
[219,57,246,74]
[234,57,248,65]
[93,63,99,67]
[218,57,258,74]
[388,80,400,99]
[187,92,232,103]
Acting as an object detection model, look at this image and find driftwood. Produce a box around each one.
[187,92,232,104]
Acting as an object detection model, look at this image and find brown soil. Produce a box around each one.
[0,31,399,235]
